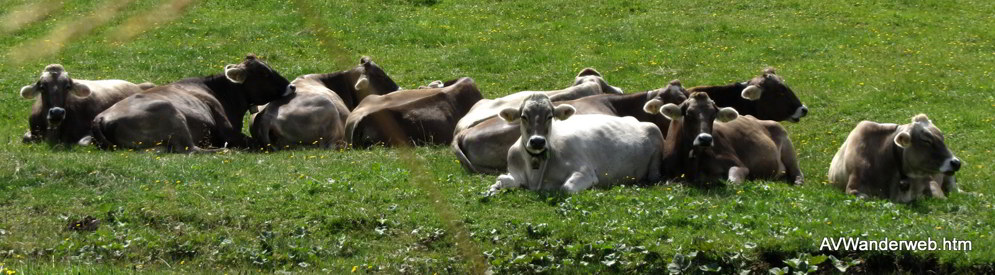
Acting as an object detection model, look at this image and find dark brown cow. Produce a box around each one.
[345,77,483,147]
[688,68,808,122]
[828,114,961,202]
[19,64,149,146]
[91,55,290,153]
[249,57,400,150]
[651,92,803,185]
[453,81,688,174]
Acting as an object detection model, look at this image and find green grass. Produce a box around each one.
[1,0,994,273]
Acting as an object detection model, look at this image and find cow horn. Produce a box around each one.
[912,114,930,124]
[224,64,246,84]
[741,85,762,100]
[20,85,39,99]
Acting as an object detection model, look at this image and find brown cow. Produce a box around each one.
[828,114,961,202]
[20,64,149,146]
[453,80,687,174]
[249,57,400,150]
[345,77,483,147]
[688,68,808,122]
[91,55,290,153]
[650,92,803,185]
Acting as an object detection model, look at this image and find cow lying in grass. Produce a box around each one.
[828,114,961,202]
[249,57,400,150]
[454,80,686,174]
[20,64,151,146]
[488,94,663,194]
[649,92,803,185]
[92,55,290,153]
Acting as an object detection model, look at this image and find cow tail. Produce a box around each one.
[450,135,480,174]
[91,116,113,150]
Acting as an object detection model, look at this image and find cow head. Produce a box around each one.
[643,80,689,115]
[572,68,623,94]
[223,54,291,105]
[499,94,575,168]
[358,56,400,95]
[740,68,807,122]
[20,64,90,129]
[653,92,738,149]
[894,114,961,177]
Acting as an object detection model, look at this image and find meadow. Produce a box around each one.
[0,0,993,273]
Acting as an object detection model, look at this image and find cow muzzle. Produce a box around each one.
[941,157,961,175]
[526,136,547,154]
[790,105,808,122]
[47,107,66,124]
[693,133,713,147]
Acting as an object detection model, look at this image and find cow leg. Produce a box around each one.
[22,131,41,143]
[926,179,947,199]
[845,174,868,199]
[77,135,95,146]
[778,137,804,185]
[488,174,520,195]
[562,171,597,193]
[941,174,959,195]
[727,166,749,184]
[208,105,251,149]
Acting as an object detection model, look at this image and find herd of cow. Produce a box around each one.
[18,54,963,202]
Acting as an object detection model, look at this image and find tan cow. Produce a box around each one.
[20,64,150,146]
[344,77,483,147]
[828,114,961,202]
[650,92,803,185]
[249,57,400,149]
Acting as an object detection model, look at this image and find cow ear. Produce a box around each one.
[69,82,91,97]
[224,64,247,84]
[643,99,664,114]
[741,85,762,100]
[553,104,576,120]
[354,77,370,91]
[660,103,683,120]
[499,107,521,123]
[717,107,739,122]
[20,85,39,99]
[894,131,912,148]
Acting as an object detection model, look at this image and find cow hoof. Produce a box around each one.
[78,136,95,146]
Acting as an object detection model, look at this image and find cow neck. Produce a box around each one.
[315,71,360,109]
[889,128,912,181]
[202,74,250,131]
[663,118,694,179]
[609,92,650,117]
[702,82,756,116]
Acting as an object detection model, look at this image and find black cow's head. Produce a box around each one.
[740,68,807,122]
[223,54,291,105]
[499,94,575,166]
[654,92,738,149]
[643,80,689,115]
[356,56,400,96]
[20,64,90,129]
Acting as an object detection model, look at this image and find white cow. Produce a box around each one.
[453,68,622,134]
[488,94,663,194]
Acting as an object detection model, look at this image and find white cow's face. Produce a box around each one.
[20,64,89,127]
[499,94,575,156]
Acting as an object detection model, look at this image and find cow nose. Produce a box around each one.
[693,133,713,147]
[48,107,66,121]
[949,158,961,172]
[528,136,546,150]
[799,105,809,117]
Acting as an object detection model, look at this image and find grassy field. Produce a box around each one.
[1,0,994,273]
